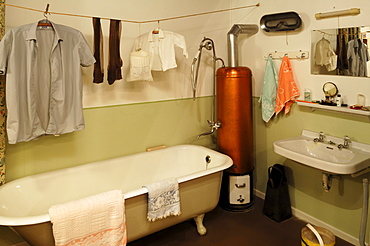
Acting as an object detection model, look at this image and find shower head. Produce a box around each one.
[191,37,224,100]
[203,41,213,50]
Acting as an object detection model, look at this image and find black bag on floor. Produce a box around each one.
[263,164,292,222]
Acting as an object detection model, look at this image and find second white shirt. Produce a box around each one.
[133,29,188,72]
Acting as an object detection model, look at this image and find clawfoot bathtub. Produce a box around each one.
[0,145,232,245]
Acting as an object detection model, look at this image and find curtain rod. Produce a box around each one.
[1,2,260,24]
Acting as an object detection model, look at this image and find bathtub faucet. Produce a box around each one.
[197,120,221,139]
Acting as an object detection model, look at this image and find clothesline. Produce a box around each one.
[314,29,362,37]
[1,2,260,24]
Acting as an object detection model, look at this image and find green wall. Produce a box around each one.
[5,97,215,182]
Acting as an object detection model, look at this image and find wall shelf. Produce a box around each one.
[297,101,370,120]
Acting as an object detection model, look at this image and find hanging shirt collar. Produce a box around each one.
[26,21,63,42]
[148,29,165,42]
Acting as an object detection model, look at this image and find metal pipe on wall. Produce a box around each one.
[227,24,259,67]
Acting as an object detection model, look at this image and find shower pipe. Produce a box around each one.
[191,37,225,139]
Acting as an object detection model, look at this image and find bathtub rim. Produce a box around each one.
[0,144,232,226]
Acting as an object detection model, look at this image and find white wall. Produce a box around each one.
[6,0,370,109]
[5,0,238,108]
[231,0,370,106]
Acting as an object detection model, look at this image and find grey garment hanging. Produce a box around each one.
[260,12,301,32]
[0,21,95,144]
[347,39,369,77]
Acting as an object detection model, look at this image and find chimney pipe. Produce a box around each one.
[227,24,259,67]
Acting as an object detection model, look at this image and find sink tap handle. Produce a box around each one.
[319,132,325,142]
[343,135,351,147]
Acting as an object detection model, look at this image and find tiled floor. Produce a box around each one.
[2,197,354,246]
[128,197,353,246]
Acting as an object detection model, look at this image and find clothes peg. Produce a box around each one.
[38,3,52,27]
[43,4,50,19]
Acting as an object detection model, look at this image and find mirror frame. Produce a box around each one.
[323,82,338,97]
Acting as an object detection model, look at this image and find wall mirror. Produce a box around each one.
[311,26,370,77]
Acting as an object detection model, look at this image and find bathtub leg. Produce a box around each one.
[194,214,207,235]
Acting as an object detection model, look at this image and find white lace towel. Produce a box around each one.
[144,178,181,222]
[49,190,126,246]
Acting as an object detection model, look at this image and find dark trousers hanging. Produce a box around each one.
[93,17,104,83]
[107,19,123,85]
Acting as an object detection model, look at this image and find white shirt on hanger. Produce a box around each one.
[133,29,188,72]
[314,37,337,71]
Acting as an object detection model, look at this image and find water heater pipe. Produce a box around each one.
[227,24,259,67]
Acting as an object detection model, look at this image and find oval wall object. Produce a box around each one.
[260,11,302,32]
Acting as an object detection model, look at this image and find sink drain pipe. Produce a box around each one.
[360,178,369,246]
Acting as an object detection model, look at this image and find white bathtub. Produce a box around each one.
[0,145,232,246]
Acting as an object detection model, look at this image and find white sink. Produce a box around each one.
[273,130,370,174]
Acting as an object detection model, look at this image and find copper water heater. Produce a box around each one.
[216,66,253,174]
[217,66,254,211]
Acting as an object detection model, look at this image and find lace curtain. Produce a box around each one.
[0,1,5,185]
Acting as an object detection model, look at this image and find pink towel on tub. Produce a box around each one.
[275,56,300,115]
[49,190,126,246]
[143,177,181,222]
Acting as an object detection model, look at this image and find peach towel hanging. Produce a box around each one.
[275,56,300,115]
[49,190,126,246]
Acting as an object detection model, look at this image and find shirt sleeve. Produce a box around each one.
[173,33,188,58]
[78,32,96,67]
[0,31,12,74]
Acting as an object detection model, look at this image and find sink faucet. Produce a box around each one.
[197,120,221,139]
[313,132,325,143]
[338,135,351,149]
